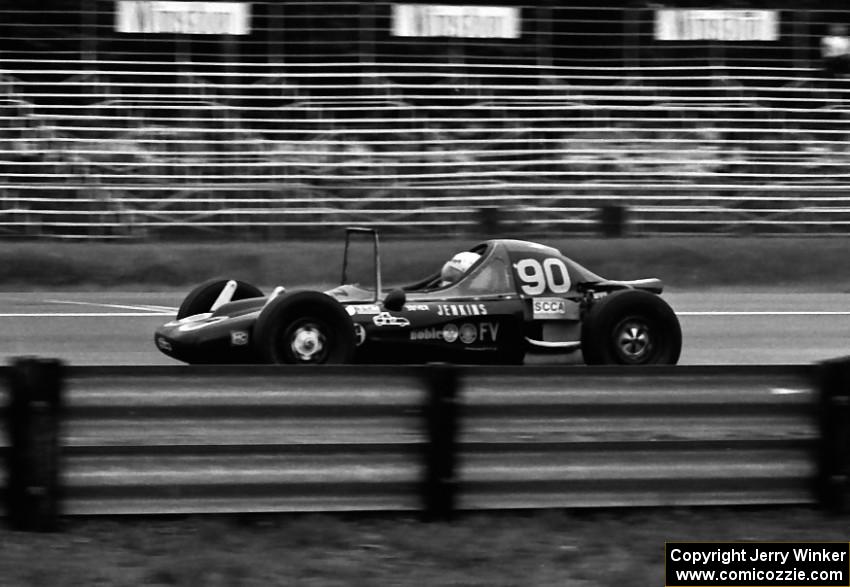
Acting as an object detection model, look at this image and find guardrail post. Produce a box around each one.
[5,357,64,531]
[816,357,850,513]
[421,364,460,521]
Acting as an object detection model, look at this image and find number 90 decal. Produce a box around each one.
[515,258,572,295]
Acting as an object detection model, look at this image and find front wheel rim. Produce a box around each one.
[288,323,328,362]
[614,318,653,363]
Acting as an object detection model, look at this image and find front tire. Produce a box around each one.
[254,291,356,364]
[581,289,681,365]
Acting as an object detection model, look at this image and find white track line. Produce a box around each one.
[0,298,177,317]
[0,312,173,317]
[51,302,839,317]
[2,300,848,319]
[138,304,180,312]
[680,311,850,316]
[771,388,810,395]
[7,311,845,317]
[44,299,178,313]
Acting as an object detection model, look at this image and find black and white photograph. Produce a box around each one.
[0,1,849,585]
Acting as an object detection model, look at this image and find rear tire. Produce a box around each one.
[581,289,681,365]
[177,279,264,320]
[254,291,356,364]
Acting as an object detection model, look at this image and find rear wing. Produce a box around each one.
[341,227,382,302]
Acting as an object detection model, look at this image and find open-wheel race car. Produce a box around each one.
[154,228,682,365]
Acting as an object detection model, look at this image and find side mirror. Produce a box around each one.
[383,289,406,312]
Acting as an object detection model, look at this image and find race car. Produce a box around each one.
[154,227,681,365]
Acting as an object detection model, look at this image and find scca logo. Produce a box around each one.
[533,299,566,314]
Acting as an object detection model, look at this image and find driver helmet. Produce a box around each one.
[440,251,481,286]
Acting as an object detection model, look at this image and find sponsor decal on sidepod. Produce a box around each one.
[346,304,381,316]
[459,323,477,344]
[410,322,499,343]
[436,303,488,317]
[442,323,459,342]
[532,297,569,319]
[353,323,366,346]
[372,312,411,327]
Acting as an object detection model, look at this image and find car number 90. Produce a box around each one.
[515,258,571,295]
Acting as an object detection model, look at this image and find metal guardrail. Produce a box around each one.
[0,363,826,524]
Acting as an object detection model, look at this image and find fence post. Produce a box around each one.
[477,206,502,237]
[421,363,460,521]
[5,357,64,531]
[816,357,850,513]
[598,204,628,237]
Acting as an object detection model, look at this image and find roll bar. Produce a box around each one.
[341,227,382,302]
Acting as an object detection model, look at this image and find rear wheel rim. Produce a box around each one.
[613,317,653,364]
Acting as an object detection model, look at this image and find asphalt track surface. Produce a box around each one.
[0,289,848,366]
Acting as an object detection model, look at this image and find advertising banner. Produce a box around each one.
[392,4,520,39]
[116,1,250,35]
[655,10,779,42]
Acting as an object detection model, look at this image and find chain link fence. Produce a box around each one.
[0,2,849,238]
